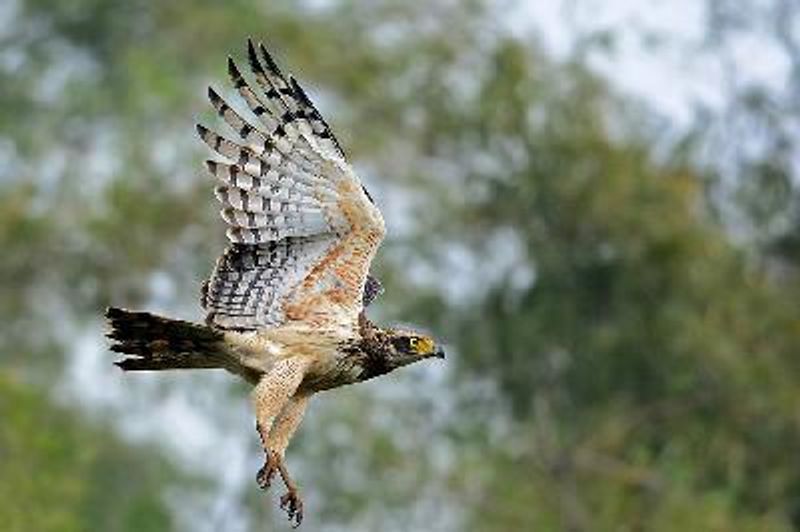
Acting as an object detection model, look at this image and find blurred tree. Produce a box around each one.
[396,25,800,532]
[0,373,180,532]
[698,0,800,269]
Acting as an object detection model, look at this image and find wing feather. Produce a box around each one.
[200,41,384,331]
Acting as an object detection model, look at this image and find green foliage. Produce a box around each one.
[404,27,800,532]
[0,374,176,532]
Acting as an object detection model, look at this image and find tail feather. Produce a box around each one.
[105,307,227,371]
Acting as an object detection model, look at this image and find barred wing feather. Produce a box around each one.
[199,40,385,331]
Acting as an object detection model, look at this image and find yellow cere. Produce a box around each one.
[412,336,435,355]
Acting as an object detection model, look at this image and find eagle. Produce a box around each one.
[105,39,444,526]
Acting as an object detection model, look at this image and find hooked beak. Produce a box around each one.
[433,347,446,360]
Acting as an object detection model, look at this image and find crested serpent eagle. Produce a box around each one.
[105,39,444,526]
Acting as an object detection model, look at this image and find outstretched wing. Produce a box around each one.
[199,40,385,332]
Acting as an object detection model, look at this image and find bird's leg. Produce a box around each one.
[255,421,280,490]
[254,394,309,489]
[278,460,303,527]
[267,394,310,526]
[251,358,311,527]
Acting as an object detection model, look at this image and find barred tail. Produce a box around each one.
[105,307,227,371]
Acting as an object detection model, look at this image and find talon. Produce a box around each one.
[256,452,278,490]
[256,463,273,490]
[280,490,304,527]
[254,445,304,525]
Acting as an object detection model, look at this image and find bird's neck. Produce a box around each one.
[347,314,394,381]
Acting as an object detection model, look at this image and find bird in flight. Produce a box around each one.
[106,39,444,526]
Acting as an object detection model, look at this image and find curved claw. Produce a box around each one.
[280,489,304,527]
[256,452,279,490]
[253,432,305,525]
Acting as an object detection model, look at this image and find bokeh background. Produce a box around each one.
[2,0,800,530]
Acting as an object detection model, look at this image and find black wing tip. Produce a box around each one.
[289,76,314,108]
[227,56,241,77]
[207,86,221,102]
[288,75,303,93]
[196,123,209,137]
[258,42,280,73]
[244,39,284,81]
[247,38,263,72]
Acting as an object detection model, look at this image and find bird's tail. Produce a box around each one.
[105,307,228,371]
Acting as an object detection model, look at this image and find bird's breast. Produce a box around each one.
[225,326,364,391]
[297,349,367,393]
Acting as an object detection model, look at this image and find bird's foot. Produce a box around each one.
[280,488,304,527]
[256,451,280,490]
[276,459,303,526]
[255,451,304,526]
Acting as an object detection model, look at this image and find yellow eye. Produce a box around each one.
[409,337,434,355]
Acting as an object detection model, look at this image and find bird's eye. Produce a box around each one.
[391,337,416,352]
[409,337,419,350]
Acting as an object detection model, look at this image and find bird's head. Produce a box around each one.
[379,328,445,370]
